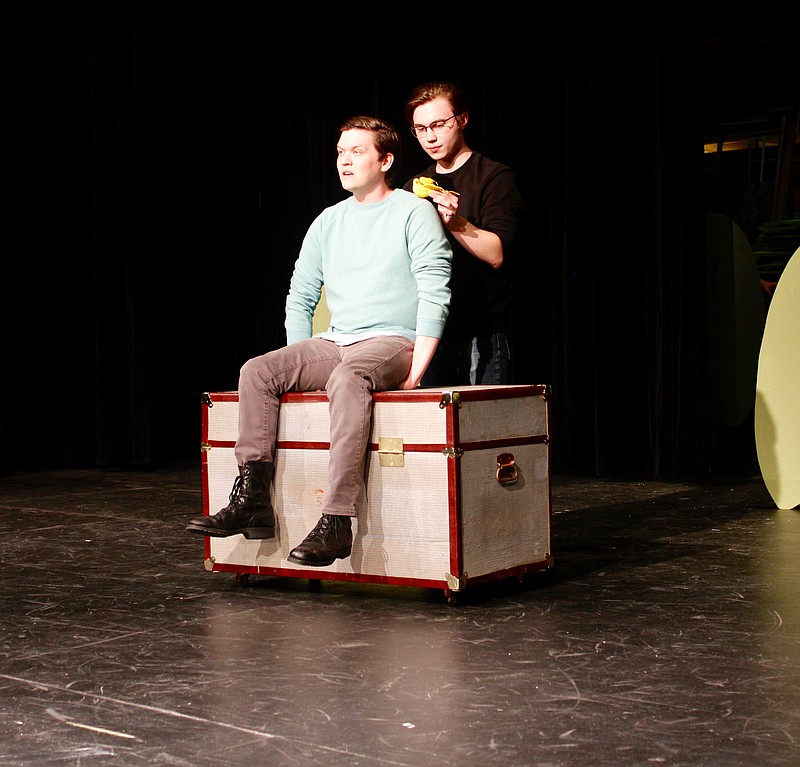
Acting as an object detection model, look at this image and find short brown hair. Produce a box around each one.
[403,81,470,125]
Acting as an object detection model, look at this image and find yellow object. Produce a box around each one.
[312,286,331,335]
[755,246,800,509]
[412,177,443,198]
[412,177,458,199]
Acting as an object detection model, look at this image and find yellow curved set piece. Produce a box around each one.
[755,246,800,509]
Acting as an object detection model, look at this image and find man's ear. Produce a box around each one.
[458,112,469,129]
[381,153,395,173]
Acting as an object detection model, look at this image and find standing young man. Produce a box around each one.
[186,116,452,566]
[403,81,525,386]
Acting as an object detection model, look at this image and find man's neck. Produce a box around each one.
[353,182,393,205]
[436,147,473,174]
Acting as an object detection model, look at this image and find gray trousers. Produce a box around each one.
[234,335,414,517]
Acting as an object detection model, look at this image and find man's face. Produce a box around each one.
[411,96,463,162]
[336,129,386,194]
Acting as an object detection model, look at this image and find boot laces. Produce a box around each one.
[306,515,331,542]
[228,475,245,504]
[306,514,344,543]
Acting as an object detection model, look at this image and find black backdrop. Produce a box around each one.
[3,12,797,477]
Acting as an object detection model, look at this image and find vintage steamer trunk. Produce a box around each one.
[199,384,552,603]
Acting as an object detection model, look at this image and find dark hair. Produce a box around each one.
[338,115,402,187]
[403,81,470,124]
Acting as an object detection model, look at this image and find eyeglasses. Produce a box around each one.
[410,114,459,139]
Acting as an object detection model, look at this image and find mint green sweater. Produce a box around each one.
[285,189,452,345]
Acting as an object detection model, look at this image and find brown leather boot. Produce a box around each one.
[186,461,275,539]
[287,514,352,566]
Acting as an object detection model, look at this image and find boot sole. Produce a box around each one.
[186,523,275,539]
[242,527,275,540]
[287,545,352,567]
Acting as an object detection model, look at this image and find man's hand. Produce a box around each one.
[398,373,420,390]
[429,189,461,228]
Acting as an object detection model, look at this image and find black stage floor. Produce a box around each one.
[1,461,798,766]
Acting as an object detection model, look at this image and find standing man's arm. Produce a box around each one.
[432,188,503,269]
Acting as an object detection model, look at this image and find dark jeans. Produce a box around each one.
[421,332,512,387]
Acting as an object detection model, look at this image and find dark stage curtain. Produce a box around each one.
[2,15,792,478]
[540,39,710,478]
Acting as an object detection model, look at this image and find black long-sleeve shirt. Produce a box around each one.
[404,152,525,340]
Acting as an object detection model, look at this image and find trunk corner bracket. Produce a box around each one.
[439,391,462,409]
[445,571,467,591]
